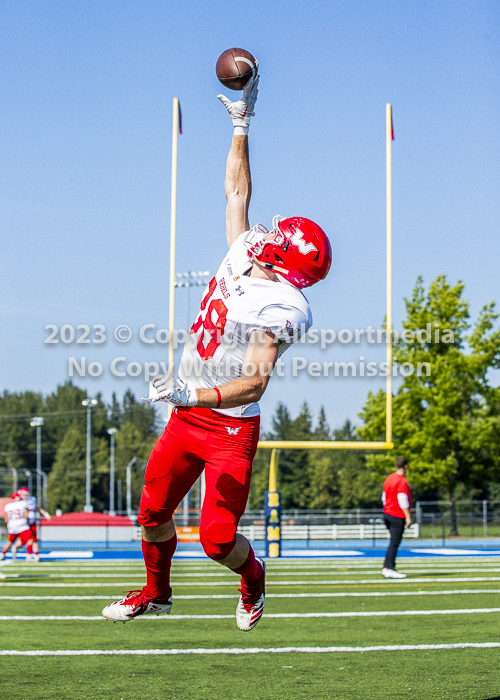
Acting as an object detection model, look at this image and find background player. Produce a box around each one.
[0,493,35,562]
[103,70,332,630]
[15,487,51,562]
[382,457,412,578]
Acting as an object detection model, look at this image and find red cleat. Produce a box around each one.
[236,558,266,632]
[102,588,172,622]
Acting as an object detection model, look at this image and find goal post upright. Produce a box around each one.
[385,103,393,445]
[258,104,395,452]
[167,97,180,420]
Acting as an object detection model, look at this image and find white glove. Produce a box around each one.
[217,74,260,135]
[142,373,197,407]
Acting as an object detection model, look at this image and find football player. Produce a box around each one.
[0,493,35,562]
[103,71,331,630]
[16,487,51,561]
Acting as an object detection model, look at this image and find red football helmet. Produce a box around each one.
[17,487,29,497]
[11,492,20,500]
[243,216,332,289]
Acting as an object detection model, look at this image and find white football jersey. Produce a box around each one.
[178,233,312,417]
[4,501,30,535]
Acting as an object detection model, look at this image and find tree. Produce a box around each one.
[359,275,500,534]
[248,404,384,511]
[248,402,313,510]
[307,420,384,509]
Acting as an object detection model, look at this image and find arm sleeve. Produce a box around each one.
[246,304,310,351]
[381,492,386,505]
[397,493,410,509]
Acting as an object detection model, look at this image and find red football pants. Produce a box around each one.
[138,407,260,560]
[7,529,32,546]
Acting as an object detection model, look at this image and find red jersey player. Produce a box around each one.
[102,70,332,630]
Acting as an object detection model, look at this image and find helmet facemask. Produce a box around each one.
[243,216,291,281]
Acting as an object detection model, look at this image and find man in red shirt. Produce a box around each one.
[382,457,412,579]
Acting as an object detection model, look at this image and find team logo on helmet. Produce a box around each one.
[243,216,332,289]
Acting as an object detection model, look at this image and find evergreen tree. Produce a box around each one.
[47,422,87,512]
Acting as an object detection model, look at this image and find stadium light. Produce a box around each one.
[24,470,33,494]
[30,416,44,506]
[107,428,118,516]
[82,398,98,513]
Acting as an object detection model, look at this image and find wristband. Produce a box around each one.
[214,387,222,408]
[234,125,249,136]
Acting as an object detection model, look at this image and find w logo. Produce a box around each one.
[291,229,318,255]
[225,426,241,436]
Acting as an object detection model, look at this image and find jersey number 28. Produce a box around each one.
[190,278,228,360]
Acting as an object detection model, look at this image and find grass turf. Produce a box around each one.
[1,556,499,699]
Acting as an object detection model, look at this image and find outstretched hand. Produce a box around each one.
[218,75,260,133]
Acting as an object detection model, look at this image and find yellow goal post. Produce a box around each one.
[258,104,395,452]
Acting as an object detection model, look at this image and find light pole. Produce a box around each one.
[82,398,98,513]
[126,457,137,520]
[174,271,210,525]
[30,416,44,506]
[24,470,33,494]
[107,428,117,516]
[175,270,211,330]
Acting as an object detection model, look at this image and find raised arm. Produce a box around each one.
[218,75,259,248]
[224,135,251,247]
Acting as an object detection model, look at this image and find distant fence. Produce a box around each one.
[2,501,500,545]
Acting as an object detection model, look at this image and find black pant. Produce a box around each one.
[383,514,405,569]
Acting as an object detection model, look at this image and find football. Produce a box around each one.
[215,48,258,91]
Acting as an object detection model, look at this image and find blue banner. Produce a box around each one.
[264,490,281,558]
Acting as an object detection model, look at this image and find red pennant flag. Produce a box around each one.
[178,101,183,135]
[391,109,394,140]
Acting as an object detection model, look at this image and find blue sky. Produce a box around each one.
[1,0,498,430]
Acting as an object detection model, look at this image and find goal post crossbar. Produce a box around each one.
[257,441,394,450]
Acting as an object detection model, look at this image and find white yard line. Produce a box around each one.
[1,608,500,621]
[3,575,500,587]
[1,642,499,656]
[4,567,500,578]
[1,588,499,601]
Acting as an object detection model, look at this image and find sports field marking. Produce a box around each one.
[3,575,500,587]
[1,642,500,656]
[7,566,500,578]
[7,561,500,574]
[1,608,500,622]
[8,559,500,577]
[7,557,500,571]
[2,589,499,600]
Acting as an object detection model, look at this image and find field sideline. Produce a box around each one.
[1,556,499,699]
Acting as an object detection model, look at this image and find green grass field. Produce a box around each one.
[1,555,499,699]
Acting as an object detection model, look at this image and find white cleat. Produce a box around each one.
[10,548,17,561]
[236,558,266,632]
[382,567,407,579]
[31,554,40,562]
[102,588,172,622]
